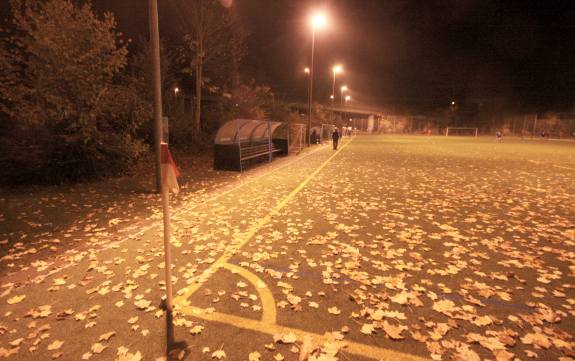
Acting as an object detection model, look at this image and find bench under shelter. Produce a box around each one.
[214,119,288,171]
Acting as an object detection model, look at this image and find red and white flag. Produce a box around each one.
[161,142,180,194]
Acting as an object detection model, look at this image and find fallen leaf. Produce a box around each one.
[47,340,64,351]
[327,307,341,315]
[189,325,204,335]
[382,321,407,340]
[453,344,480,361]
[249,351,261,361]
[9,338,24,347]
[91,343,107,354]
[212,350,226,359]
[7,295,26,304]
[360,323,375,335]
[274,332,297,344]
[134,299,152,310]
[99,331,116,342]
[521,333,551,349]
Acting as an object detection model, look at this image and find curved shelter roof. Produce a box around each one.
[215,119,284,145]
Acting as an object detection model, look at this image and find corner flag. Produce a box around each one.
[160,142,180,194]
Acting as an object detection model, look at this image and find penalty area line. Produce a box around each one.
[177,305,430,361]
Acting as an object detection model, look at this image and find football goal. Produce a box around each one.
[445,127,479,137]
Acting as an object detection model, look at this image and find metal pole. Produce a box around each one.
[149,0,163,192]
[307,26,315,146]
[331,72,335,124]
[237,122,242,172]
[332,72,336,105]
[268,122,272,162]
[161,169,174,312]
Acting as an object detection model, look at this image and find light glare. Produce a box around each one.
[312,13,327,28]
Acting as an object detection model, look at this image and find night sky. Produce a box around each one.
[4,0,575,113]
[234,0,575,112]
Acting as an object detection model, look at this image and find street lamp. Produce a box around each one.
[331,65,343,105]
[307,13,327,145]
[345,95,351,105]
[174,87,180,96]
[340,85,348,105]
[303,68,310,121]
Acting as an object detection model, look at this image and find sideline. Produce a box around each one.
[174,138,353,303]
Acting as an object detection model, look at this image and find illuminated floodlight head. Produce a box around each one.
[333,65,343,74]
[341,85,348,92]
[451,101,455,105]
[304,67,310,74]
[330,94,334,100]
[174,87,180,95]
[345,95,351,101]
[312,13,327,29]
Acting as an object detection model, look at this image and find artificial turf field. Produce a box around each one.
[196,134,575,360]
[1,135,574,361]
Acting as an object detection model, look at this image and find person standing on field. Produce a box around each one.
[332,128,340,150]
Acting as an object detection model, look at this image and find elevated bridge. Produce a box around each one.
[289,102,386,118]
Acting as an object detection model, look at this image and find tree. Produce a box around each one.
[0,0,146,182]
[0,0,127,128]
[171,0,246,138]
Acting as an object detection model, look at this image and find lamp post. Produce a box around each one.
[340,85,348,105]
[308,13,326,146]
[331,65,343,105]
[304,67,310,127]
[330,65,342,124]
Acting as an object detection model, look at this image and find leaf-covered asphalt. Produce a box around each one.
[1,136,574,361]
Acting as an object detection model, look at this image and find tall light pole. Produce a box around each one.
[340,85,348,106]
[330,65,342,124]
[304,67,310,126]
[331,65,343,105]
[308,13,326,145]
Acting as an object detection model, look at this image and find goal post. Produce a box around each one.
[445,127,479,137]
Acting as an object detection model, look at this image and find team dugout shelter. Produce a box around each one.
[214,119,289,171]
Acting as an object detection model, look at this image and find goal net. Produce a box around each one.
[288,123,306,153]
[445,127,478,137]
